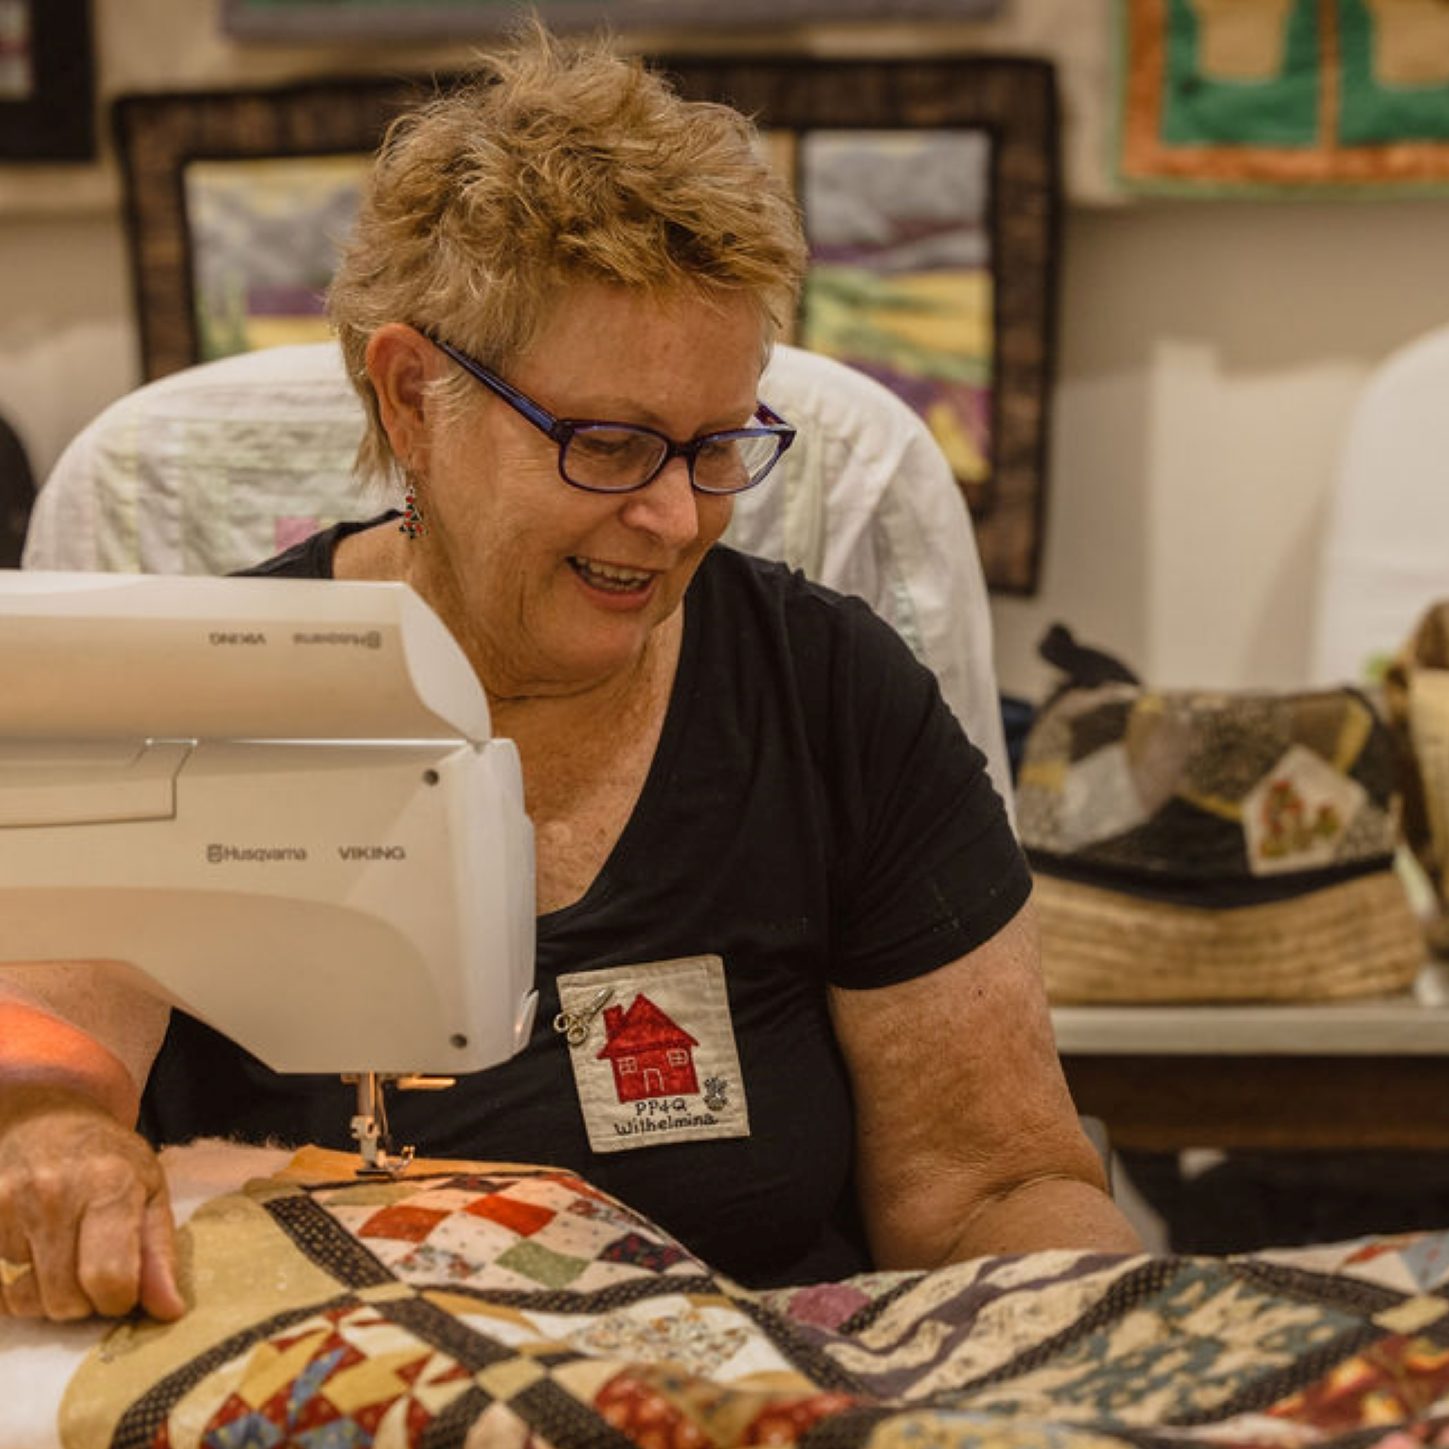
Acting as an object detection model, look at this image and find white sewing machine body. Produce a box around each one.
[0,570,537,1081]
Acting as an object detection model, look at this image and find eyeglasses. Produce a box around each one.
[428,335,796,496]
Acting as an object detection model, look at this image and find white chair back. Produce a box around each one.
[1311,324,1449,686]
[25,341,1012,806]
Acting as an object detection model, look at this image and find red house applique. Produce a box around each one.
[597,994,699,1103]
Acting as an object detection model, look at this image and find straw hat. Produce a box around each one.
[1017,670,1422,1004]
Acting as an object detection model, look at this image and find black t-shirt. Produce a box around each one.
[141,521,1031,1287]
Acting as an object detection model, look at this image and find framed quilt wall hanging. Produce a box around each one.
[1119,0,1449,194]
[112,55,1060,594]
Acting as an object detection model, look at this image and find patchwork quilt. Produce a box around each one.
[53,1148,1449,1448]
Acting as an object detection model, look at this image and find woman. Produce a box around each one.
[0,27,1140,1323]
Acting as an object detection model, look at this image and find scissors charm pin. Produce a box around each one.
[553,986,615,1046]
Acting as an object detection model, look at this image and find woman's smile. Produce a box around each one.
[567,555,657,599]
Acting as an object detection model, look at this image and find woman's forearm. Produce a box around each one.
[0,963,169,1126]
[941,1172,1145,1263]
[0,998,143,1126]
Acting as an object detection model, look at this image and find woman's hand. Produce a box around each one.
[0,1083,185,1322]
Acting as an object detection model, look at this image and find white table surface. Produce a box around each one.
[1051,961,1449,1056]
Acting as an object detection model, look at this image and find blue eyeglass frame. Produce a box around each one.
[427,335,797,496]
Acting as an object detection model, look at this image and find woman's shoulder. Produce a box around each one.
[700,542,869,620]
[699,543,926,669]
[234,511,399,579]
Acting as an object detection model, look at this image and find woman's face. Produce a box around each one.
[420,282,764,699]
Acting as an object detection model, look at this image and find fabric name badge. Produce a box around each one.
[554,955,750,1155]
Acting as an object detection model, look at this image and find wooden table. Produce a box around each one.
[1051,963,1449,1152]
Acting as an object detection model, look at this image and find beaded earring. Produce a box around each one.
[399,477,426,539]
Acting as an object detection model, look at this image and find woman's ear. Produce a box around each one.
[366,323,437,471]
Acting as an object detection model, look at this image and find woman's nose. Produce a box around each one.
[618,455,702,545]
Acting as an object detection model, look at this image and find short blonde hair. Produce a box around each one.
[329,25,808,483]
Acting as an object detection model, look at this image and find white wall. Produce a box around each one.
[3,0,1448,702]
[995,198,1449,699]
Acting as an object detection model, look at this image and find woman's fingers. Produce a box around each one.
[73,1173,148,1319]
[138,1192,186,1322]
[0,1231,41,1318]
[0,1084,183,1321]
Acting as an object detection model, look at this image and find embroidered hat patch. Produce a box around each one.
[556,955,750,1155]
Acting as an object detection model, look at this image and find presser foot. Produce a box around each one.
[352,1134,415,1179]
[344,1071,413,1178]
[343,1071,456,1178]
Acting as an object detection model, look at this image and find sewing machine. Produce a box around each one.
[0,569,537,1173]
